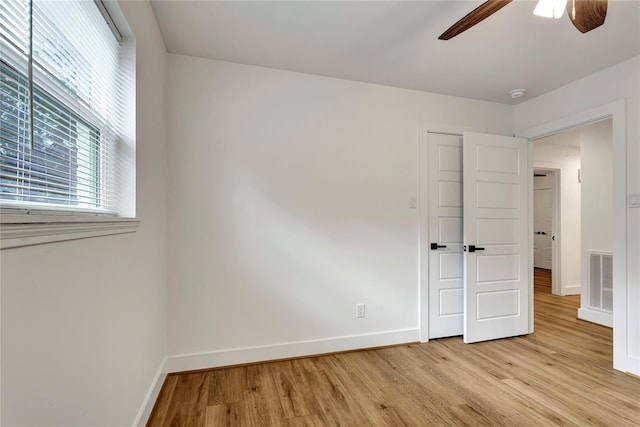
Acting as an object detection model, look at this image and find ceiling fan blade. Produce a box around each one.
[567,0,607,33]
[438,0,513,40]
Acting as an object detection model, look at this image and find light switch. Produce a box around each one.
[409,196,417,209]
[629,193,640,208]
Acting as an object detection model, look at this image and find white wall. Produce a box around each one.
[0,1,168,425]
[580,120,613,256]
[166,55,514,371]
[533,134,581,295]
[580,119,613,322]
[515,56,640,375]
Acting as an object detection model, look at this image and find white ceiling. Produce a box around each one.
[150,0,640,104]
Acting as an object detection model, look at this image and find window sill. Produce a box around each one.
[0,214,140,249]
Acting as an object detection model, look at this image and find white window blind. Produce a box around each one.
[0,0,127,214]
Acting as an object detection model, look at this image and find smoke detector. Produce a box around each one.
[509,89,526,99]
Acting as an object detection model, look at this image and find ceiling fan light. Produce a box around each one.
[534,0,568,19]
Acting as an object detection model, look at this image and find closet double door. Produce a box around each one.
[428,131,530,343]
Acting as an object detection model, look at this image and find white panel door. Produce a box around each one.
[428,133,463,338]
[534,173,553,269]
[463,132,530,344]
[534,188,553,268]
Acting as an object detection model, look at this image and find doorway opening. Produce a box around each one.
[533,169,558,290]
[532,118,613,328]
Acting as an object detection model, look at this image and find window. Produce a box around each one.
[1,0,132,214]
[1,63,101,208]
[0,0,137,248]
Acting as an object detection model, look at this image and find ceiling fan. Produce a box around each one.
[438,0,608,40]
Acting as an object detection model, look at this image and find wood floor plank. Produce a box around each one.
[205,402,246,427]
[269,361,313,419]
[158,372,211,427]
[320,352,412,426]
[209,366,247,406]
[148,269,640,426]
[299,367,372,425]
[147,375,179,426]
[280,413,328,427]
[244,364,285,426]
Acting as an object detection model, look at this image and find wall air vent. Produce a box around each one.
[588,251,613,312]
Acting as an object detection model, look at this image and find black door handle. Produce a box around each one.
[468,245,485,253]
[430,243,447,250]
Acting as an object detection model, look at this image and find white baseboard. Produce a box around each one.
[133,357,168,427]
[578,307,613,328]
[624,356,640,377]
[562,285,581,296]
[168,328,419,373]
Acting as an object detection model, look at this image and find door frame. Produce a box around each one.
[418,123,485,343]
[518,99,627,372]
[533,166,561,295]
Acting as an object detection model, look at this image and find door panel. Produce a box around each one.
[438,145,462,171]
[440,288,464,316]
[439,217,462,242]
[439,181,462,207]
[476,145,520,174]
[440,252,463,279]
[477,255,520,282]
[428,133,464,339]
[477,182,519,208]
[463,132,530,344]
[476,290,520,319]
[476,219,519,244]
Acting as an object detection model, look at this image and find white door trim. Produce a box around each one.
[418,123,484,343]
[518,99,628,372]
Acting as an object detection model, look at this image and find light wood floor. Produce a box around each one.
[148,269,640,426]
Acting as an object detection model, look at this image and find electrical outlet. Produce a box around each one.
[356,303,365,318]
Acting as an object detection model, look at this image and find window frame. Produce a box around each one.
[0,0,138,249]
[1,212,139,249]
